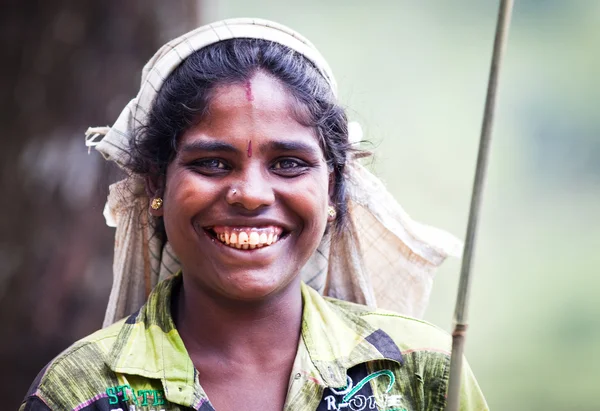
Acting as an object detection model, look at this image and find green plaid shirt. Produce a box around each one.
[20,274,487,411]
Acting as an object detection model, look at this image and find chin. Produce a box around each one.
[217,271,295,302]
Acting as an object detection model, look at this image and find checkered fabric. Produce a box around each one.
[20,275,487,411]
[84,17,463,327]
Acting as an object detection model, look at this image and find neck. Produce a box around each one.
[173,276,303,365]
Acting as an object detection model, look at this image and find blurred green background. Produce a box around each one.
[208,1,600,409]
[1,1,598,410]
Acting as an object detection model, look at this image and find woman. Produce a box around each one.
[21,19,487,411]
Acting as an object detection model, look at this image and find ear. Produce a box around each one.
[145,175,165,217]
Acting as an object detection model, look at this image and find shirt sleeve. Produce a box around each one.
[459,359,489,411]
[19,364,53,411]
[19,396,52,411]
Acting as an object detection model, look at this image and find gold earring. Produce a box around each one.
[151,198,163,210]
[327,206,337,219]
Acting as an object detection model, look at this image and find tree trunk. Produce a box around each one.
[0,1,199,407]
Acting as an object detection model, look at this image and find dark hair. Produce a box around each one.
[128,38,351,237]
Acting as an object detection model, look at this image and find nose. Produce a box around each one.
[226,167,275,211]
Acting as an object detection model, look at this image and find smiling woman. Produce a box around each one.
[157,70,331,302]
[20,19,487,411]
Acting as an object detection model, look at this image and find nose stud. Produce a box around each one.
[226,188,240,204]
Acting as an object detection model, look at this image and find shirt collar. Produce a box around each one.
[107,274,204,408]
[106,275,403,405]
[300,283,403,388]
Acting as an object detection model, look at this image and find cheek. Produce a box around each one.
[284,170,330,230]
[162,168,219,226]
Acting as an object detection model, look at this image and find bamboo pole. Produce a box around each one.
[445,1,514,410]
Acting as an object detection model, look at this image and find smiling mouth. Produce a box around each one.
[205,226,285,250]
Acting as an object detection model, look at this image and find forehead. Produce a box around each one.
[208,71,296,120]
[184,71,319,149]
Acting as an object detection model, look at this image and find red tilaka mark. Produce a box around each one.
[247,140,252,158]
[244,80,254,101]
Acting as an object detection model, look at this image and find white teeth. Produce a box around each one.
[213,227,283,250]
[249,232,259,245]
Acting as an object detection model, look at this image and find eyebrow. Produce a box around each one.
[180,140,239,154]
[179,139,321,157]
[265,141,320,155]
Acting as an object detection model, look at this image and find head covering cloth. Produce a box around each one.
[85,18,462,327]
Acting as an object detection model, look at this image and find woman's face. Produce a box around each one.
[154,71,331,301]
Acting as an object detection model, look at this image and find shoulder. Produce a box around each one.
[20,319,126,410]
[325,297,452,355]
[301,283,451,359]
[323,297,489,410]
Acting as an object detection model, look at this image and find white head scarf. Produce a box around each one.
[85,18,462,327]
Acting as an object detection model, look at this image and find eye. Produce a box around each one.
[273,159,302,169]
[271,158,309,176]
[189,158,230,175]
[200,159,227,169]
